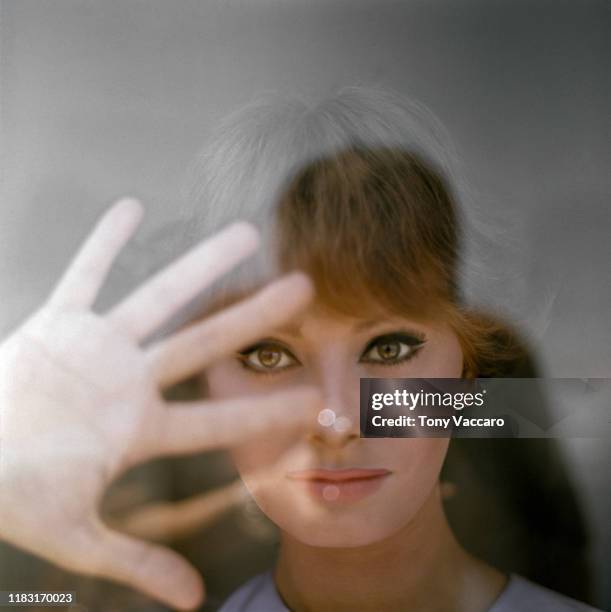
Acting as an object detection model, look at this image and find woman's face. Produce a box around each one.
[205,304,463,547]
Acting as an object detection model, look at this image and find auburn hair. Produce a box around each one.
[273,145,524,378]
[187,88,525,377]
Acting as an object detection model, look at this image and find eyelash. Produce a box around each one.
[360,332,426,366]
[236,331,426,376]
[236,340,299,376]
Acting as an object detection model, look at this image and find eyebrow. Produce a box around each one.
[354,319,385,332]
[273,320,305,337]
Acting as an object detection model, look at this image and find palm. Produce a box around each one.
[7,309,152,474]
[0,199,320,609]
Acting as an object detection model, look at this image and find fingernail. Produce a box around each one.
[282,271,314,297]
[114,197,144,224]
[228,221,260,250]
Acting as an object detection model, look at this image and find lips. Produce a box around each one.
[288,468,391,482]
[287,468,391,503]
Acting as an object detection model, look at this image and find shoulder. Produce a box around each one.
[218,571,288,612]
[490,574,602,612]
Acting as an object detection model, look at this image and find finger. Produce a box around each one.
[47,198,143,309]
[87,523,204,610]
[150,387,322,458]
[110,480,246,543]
[238,443,307,493]
[107,222,259,341]
[147,272,313,387]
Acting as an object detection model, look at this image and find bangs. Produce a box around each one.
[274,146,462,321]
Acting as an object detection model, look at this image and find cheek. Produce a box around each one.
[387,438,449,493]
[377,438,449,536]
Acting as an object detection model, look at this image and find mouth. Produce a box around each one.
[286,468,391,503]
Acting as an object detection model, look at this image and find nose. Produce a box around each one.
[308,370,361,450]
[311,406,360,449]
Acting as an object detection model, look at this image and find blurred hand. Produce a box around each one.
[107,480,248,544]
[0,198,320,610]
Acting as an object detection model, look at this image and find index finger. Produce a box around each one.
[107,222,259,340]
[146,272,314,388]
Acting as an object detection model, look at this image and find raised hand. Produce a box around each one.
[0,198,320,610]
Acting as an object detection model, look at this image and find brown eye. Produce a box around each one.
[360,332,425,366]
[377,341,401,361]
[258,347,281,368]
[238,341,299,373]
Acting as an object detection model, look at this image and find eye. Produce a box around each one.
[360,331,425,366]
[237,341,300,374]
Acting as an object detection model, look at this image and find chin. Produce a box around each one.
[255,492,410,548]
[291,524,400,548]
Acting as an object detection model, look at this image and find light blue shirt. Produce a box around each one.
[219,571,602,611]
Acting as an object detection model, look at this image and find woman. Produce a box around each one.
[182,88,600,611]
[0,88,598,611]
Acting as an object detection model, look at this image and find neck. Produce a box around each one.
[274,485,506,612]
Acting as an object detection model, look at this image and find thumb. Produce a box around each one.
[86,522,204,610]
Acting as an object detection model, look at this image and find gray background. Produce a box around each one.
[1,0,610,609]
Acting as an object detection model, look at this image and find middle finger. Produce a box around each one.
[107,222,259,340]
[146,272,313,388]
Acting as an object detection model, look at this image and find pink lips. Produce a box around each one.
[287,468,391,503]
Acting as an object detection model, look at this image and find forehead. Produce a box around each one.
[271,303,424,339]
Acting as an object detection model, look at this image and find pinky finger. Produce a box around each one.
[47,198,143,310]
